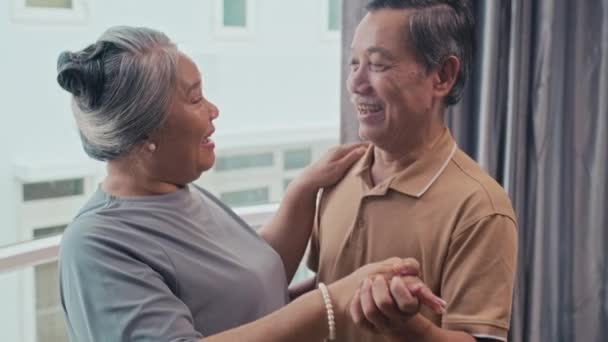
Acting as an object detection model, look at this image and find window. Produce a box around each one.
[26,0,72,8]
[327,0,341,31]
[23,178,84,202]
[12,0,88,23]
[215,0,254,36]
[220,187,270,207]
[322,0,342,39]
[223,0,247,27]
[215,152,274,172]
[34,226,67,342]
[284,148,312,170]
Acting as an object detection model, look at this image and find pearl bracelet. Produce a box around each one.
[318,282,336,341]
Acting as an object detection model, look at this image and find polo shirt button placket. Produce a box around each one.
[357,215,365,227]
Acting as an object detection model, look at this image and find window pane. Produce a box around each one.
[284,148,312,170]
[37,308,68,342]
[35,261,61,310]
[33,225,67,239]
[328,0,341,31]
[215,152,274,171]
[220,187,269,207]
[23,178,84,201]
[1,264,69,342]
[223,0,247,27]
[26,0,72,9]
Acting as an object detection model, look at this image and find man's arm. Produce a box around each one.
[350,274,473,342]
[350,214,517,342]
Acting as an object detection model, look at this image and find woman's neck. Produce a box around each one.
[102,159,179,197]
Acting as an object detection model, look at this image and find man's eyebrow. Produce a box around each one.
[367,47,396,59]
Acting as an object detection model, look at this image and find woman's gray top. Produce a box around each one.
[59,184,289,341]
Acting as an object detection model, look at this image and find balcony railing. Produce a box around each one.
[0,203,279,274]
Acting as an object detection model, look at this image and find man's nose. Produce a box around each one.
[347,67,372,95]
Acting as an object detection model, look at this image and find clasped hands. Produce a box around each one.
[345,258,446,338]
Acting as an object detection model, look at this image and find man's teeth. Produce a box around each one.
[202,138,212,144]
[357,104,383,113]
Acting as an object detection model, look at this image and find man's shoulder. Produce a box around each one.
[441,148,516,223]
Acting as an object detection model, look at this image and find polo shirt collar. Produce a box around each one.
[352,128,457,198]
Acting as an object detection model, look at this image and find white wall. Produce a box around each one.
[0,1,341,341]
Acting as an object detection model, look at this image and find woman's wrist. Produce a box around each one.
[286,175,320,198]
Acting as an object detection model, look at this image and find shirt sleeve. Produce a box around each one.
[59,220,203,342]
[440,214,518,342]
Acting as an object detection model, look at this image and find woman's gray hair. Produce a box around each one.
[56,26,179,161]
[366,0,474,106]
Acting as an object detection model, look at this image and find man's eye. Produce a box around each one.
[370,63,387,72]
[349,61,360,72]
[191,97,202,104]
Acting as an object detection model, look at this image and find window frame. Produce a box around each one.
[214,0,256,38]
[11,0,89,25]
[320,0,341,41]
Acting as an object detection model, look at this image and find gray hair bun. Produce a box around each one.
[57,43,108,110]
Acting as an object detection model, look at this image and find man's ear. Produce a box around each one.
[433,55,460,99]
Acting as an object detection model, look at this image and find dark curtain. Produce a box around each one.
[340,1,608,341]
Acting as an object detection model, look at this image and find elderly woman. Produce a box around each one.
[57,26,442,342]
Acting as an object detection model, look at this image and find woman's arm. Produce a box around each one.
[289,275,317,301]
[204,258,434,342]
[258,144,366,281]
[203,288,329,342]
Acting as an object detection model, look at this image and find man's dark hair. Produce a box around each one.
[366,0,474,106]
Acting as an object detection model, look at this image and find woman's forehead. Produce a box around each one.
[176,54,202,90]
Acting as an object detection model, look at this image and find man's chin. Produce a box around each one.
[358,128,382,144]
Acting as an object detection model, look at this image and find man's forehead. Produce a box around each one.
[351,9,412,52]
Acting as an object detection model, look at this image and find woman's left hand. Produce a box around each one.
[293,142,367,193]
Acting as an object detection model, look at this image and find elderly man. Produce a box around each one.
[306,1,518,342]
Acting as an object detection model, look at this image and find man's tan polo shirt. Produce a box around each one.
[308,129,518,342]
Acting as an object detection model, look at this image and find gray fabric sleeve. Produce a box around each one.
[59,218,204,342]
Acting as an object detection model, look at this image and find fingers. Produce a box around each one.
[371,276,405,320]
[337,145,367,167]
[392,258,420,277]
[351,275,418,336]
[350,287,379,333]
[389,276,419,315]
[359,277,390,329]
[394,276,446,315]
[405,280,447,315]
[330,142,368,160]
[375,257,420,281]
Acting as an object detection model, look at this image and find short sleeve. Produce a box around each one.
[59,222,203,342]
[441,214,518,342]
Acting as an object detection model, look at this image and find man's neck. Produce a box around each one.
[370,123,446,186]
